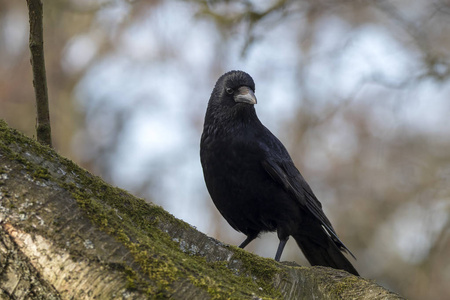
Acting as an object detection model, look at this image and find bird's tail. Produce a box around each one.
[293,231,359,276]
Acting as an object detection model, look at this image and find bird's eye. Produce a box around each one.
[226,88,234,94]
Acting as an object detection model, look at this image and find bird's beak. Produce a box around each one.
[234,86,257,105]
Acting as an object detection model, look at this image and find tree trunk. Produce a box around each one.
[0,119,403,299]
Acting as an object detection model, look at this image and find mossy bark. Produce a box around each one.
[0,119,403,299]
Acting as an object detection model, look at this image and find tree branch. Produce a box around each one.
[0,119,403,299]
[26,0,52,147]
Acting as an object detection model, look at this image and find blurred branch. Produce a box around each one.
[375,0,450,82]
[26,0,52,147]
[192,0,295,56]
[433,0,450,15]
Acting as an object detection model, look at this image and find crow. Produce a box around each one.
[200,70,359,276]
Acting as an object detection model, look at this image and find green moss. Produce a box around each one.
[329,273,361,297]
[233,248,279,281]
[0,119,53,172]
[62,169,283,298]
[33,167,50,180]
[124,266,138,290]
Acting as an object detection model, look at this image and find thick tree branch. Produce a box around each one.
[0,119,403,299]
[26,0,52,147]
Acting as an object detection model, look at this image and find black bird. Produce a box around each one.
[200,70,359,276]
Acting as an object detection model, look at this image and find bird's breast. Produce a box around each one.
[201,127,268,206]
[200,123,299,234]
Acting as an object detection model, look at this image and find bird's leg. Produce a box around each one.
[239,233,258,249]
[274,238,288,262]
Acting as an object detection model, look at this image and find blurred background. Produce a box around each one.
[1,0,449,298]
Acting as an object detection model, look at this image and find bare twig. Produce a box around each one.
[26,0,52,147]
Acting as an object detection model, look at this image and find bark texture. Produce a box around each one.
[26,0,52,147]
[0,119,403,299]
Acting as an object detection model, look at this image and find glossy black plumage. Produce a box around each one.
[200,70,358,276]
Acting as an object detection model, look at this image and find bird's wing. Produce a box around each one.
[262,158,329,225]
[262,157,355,258]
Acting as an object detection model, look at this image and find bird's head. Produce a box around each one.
[211,70,257,109]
